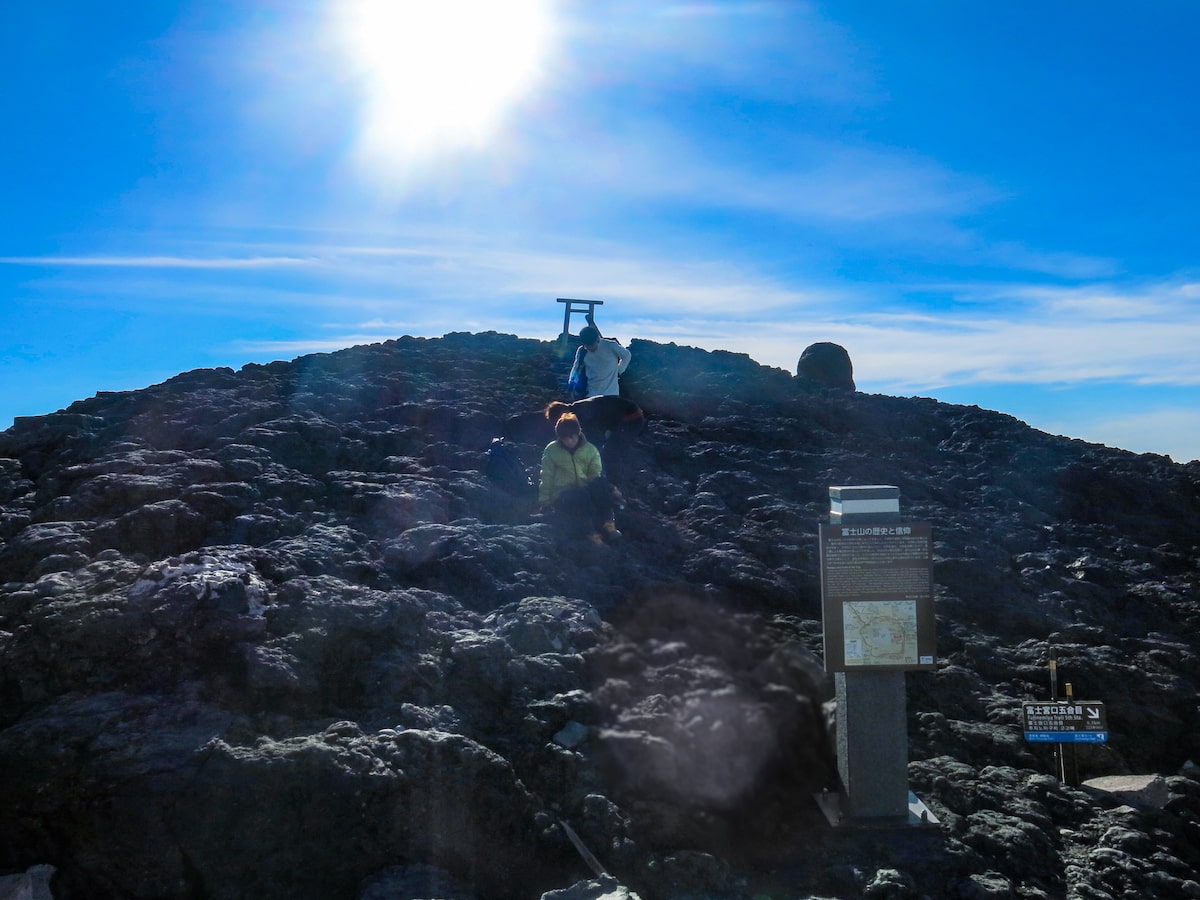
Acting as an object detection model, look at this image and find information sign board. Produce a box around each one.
[819,521,935,672]
[1021,701,1108,743]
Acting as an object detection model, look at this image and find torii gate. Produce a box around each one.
[556,298,603,341]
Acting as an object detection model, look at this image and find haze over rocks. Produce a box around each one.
[1,331,1199,899]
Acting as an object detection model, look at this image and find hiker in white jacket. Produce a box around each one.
[572,324,631,397]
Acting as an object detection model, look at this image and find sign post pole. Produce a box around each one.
[834,668,909,819]
[1063,683,1080,786]
[818,485,937,823]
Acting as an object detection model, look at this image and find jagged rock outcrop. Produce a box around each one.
[1,331,1199,899]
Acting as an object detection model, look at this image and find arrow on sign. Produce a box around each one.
[1086,708,1100,719]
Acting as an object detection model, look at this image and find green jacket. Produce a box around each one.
[538,438,602,504]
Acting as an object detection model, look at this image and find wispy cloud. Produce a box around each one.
[10,229,1199,400]
[979,243,1119,280]
[660,2,790,17]
[0,255,312,269]
[737,280,1200,392]
[604,138,994,224]
[1009,282,1200,320]
[1077,407,1200,463]
[558,1,865,103]
[230,335,398,357]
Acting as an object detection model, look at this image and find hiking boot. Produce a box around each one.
[602,521,622,540]
[587,532,606,546]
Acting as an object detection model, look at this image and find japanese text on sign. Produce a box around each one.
[818,521,936,672]
[1020,701,1107,736]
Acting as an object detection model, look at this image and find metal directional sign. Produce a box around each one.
[1022,701,1108,743]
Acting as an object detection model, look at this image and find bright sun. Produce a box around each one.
[333,0,554,164]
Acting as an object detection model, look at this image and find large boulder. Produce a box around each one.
[795,342,855,390]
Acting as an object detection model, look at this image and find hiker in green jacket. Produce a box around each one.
[538,412,620,544]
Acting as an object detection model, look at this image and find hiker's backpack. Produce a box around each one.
[485,438,534,497]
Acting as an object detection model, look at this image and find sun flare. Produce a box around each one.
[334,0,554,165]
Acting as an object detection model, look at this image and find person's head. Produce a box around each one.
[579,326,600,349]
[554,412,583,449]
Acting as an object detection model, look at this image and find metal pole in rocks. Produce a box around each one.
[1049,647,1060,701]
[1063,683,1080,787]
[1049,648,1065,783]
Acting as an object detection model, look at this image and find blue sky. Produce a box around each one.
[3,1,1198,462]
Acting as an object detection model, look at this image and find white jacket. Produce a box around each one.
[574,339,631,396]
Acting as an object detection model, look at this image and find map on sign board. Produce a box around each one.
[818,521,936,671]
[843,599,919,666]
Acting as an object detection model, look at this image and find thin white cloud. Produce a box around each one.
[1008,282,1199,320]
[513,115,995,228]
[13,229,1199,399]
[230,335,401,356]
[460,243,837,313]
[0,255,312,270]
[504,267,1191,393]
[661,2,786,17]
[557,0,866,103]
[980,243,1118,280]
[1073,407,1200,463]
[672,146,991,223]
[567,274,1200,394]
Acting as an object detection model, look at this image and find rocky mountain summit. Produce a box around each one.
[1,331,1199,899]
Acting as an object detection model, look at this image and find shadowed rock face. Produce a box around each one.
[1,331,1199,899]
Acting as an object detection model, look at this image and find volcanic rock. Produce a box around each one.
[1,331,1199,899]
[795,341,855,390]
[1084,774,1171,809]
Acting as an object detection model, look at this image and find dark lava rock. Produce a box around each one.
[1,331,1199,899]
[796,341,856,390]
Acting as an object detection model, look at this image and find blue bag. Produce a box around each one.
[567,351,588,398]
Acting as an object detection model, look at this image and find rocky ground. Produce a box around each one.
[1,331,1199,899]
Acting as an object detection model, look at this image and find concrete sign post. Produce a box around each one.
[818,485,936,823]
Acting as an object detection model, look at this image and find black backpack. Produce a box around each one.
[485,438,534,497]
